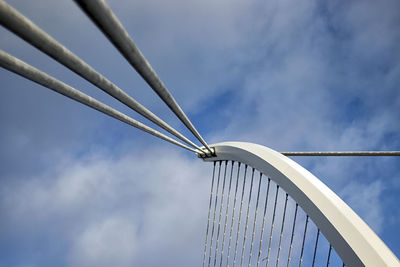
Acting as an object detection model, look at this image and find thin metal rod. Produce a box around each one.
[281,151,400,156]
[257,178,271,267]
[312,229,320,267]
[248,173,262,267]
[0,1,204,154]
[220,161,235,267]
[208,162,222,267]
[299,215,309,267]
[214,161,228,266]
[226,163,241,267]
[286,203,298,267]
[276,193,289,267]
[0,50,197,153]
[240,168,255,267]
[233,165,248,266]
[74,0,213,154]
[203,162,217,267]
[326,245,332,267]
[266,185,280,267]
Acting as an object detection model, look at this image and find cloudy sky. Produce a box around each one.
[0,0,399,266]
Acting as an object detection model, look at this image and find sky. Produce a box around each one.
[0,0,399,266]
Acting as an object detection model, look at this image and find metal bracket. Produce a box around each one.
[198,147,217,159]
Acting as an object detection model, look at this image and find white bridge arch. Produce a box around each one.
[202,142,400,267]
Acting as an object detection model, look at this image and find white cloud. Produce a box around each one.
[0,146,211,266]
[340,180,384,233]
[70,217,137,267]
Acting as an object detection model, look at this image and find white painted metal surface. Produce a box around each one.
[203,142,400,267]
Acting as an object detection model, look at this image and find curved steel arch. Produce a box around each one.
[203,142,400,267]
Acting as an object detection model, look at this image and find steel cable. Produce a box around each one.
[219,161,235,267]
[226,163,241,267]
[203,162,217,267]
[240,168,255,267]
[213,161,228,266]
[0,50,198,153]
[282,151,400,156]
[247,172,262,267]
[74,0,213,154]
[208,162,222,267]
[0,0,204,153]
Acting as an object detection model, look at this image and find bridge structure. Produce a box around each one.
[1,1,400,266]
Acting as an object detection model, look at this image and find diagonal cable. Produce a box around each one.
[281,151,400,156]
[74,0,213,154]
[0,0,203,153]
[0,50,199,154]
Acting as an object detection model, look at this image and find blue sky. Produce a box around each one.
[0,0,399,266]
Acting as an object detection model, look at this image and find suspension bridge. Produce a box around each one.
[1,0,399,266]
